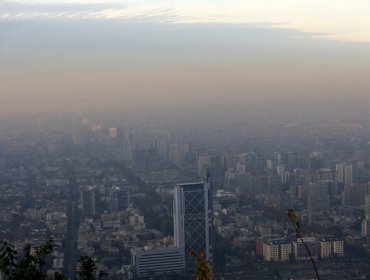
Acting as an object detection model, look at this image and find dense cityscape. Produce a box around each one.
[1,110,370,279]
[1,0,370,278]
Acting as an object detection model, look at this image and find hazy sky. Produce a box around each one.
[1,0,370,116]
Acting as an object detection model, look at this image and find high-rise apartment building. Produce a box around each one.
[336,163,353,185]
[173,182,213,272]
[365,195,370,220]
[362,219,370,237]
[81,188,99,216]
[262,239,291,262]
[110,187,129,213]
[319,240,332,258]
[170,143,188,167]
[362,195,370,238]
[332,240,344,256]
[307,183,331,210]
[319,238,344,258]
[293,237,318,261]
[287,151,298,169]
[341,183,370,206]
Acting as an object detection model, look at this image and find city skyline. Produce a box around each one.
[2,2,370,278]
[2,113,370,278]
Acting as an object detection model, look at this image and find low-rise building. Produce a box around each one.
[132,247,185,278]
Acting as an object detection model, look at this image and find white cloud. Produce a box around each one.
[1,0,370,42]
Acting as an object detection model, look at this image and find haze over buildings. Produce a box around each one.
[1,0,370,117]
[2,1,370,279]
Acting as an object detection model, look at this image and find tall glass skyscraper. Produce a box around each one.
[173,182,213,272]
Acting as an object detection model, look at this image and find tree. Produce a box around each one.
[77,256,108,280]
[189,250,211,280]
[1,239,110,280]
[78,256,97,280]
[0,241,17,279]
[13,236,54,280]
[53,272,65,280]
[0,236,54,280]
